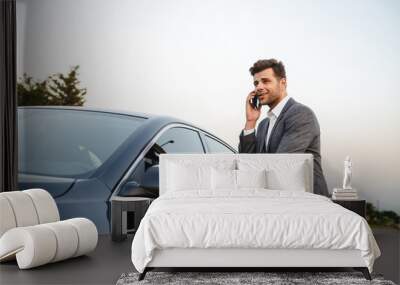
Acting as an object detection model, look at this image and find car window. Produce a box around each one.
[121,127,205,196]
[155,127,205,154]
[204,135,235,153]
[18,108,146,178]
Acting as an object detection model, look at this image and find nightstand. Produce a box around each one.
[332,199,366,218]
[111,196,154,242]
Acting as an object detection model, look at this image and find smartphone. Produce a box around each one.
[250,95,260,110]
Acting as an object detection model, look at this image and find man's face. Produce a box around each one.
[253,68,286,108]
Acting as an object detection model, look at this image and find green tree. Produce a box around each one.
[366,202,400,229]
[18,65,87,106]
[17,76,50,106]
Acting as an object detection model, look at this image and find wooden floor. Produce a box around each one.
[0,228,398,285]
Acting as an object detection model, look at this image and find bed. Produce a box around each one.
[131,154,381,280]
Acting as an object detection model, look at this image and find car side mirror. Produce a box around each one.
[141,165,159,192]
[119,165,159,198]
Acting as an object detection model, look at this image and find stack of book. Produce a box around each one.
[332,188,358,200]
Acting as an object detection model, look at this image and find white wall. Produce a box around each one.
[17,0,400,213]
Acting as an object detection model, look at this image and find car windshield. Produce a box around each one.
[18,108,146,178]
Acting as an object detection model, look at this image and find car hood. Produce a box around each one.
[18,173,76,198]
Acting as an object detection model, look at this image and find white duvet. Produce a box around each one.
[131,190,380,273]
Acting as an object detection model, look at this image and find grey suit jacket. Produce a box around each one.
[238,98,329,197]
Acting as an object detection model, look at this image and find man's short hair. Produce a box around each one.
[249,59,286,79]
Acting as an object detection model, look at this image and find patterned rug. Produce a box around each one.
[116,271,396,285]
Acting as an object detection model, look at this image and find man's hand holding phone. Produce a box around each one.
[245,91,262,130]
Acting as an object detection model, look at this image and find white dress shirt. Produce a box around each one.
[243,96,291,151]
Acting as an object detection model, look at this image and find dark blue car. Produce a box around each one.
[18,107,236,233]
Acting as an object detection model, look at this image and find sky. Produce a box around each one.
[17,0,400,213]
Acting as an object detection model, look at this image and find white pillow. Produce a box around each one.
[166,162,211,192]
[236,169,268,189]
[266,161,307,191]
[211,168,236,190]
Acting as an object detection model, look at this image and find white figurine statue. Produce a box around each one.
[342,156,352,190]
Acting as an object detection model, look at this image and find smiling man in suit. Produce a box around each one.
[238,59,329,197]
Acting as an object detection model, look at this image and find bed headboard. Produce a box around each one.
[159,153,313,195]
